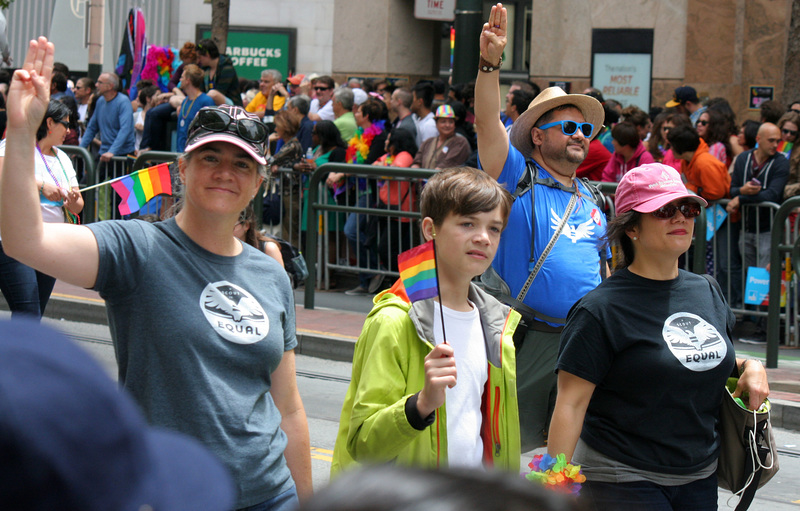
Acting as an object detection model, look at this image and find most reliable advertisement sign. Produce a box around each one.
[196,25,296,81]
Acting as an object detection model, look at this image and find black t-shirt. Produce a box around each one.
[557,268,736,475]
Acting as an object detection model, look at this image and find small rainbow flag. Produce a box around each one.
[398,240,439,303]
[110,163,173,215]
[778,140,793,158]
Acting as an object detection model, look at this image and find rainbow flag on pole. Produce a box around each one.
[397,240,439,302]
[110,163,173,215]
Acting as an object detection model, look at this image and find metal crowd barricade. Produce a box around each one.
[58,146,96,225]
[304,163,436,310]
[766,196,800,367]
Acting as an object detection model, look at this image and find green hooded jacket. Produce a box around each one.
[331,279,521,475]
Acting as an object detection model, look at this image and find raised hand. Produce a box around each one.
[480,3,507,65]
[7,37,54,135]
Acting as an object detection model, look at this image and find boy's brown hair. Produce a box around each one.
[420,167,513,228]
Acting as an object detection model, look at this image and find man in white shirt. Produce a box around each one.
[411,82,437,146]
[308,75,336,122]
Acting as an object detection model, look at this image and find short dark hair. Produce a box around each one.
[605,210,642,270]
[196,39,219,59]
[51,72,68,93]
[313,75,335,90]
[411,82,434,110]
[420,167,512,229]
[760,100,785,124]
[509,89,534,115]
[137,85,160,106]
[535,104,581,128]
[621,105,649,129]
[666,124,701,154]
[741,120,760,149]
[37,100,71,141]
[76,77,95,91]
[611,122,640,149]
[314,120,346,150]
[388,128,418,157]
[359,99,383,123]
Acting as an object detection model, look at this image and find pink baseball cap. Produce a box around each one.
[615,163,707,215]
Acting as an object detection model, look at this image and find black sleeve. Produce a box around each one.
[404,393,435,430]
[365,131,388,165]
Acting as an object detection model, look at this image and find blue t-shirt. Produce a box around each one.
[492,144,609,326]
[176,93,216,152]
[88,218,297,507]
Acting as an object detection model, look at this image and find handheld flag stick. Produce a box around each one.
[397,239,446,343]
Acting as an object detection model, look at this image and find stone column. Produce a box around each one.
[332,0,440,82]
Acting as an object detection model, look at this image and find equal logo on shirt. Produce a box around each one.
[662,312,727,371]
[200,281,269,344]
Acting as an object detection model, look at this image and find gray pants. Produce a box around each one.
[740,231,772,269]
[516,327,561,452]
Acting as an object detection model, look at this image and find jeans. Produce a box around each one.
[0,241,56,319]
[580,473,718,511]
[236,486,298,511]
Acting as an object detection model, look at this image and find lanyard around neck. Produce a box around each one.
[36,144,69,189]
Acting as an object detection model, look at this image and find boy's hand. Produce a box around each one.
[416,343,457,417]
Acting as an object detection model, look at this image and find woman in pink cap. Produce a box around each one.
[547,163,769,509]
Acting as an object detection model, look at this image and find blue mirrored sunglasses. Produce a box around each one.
[537,120,594,138]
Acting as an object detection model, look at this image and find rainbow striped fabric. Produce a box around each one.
[397,240,438,302]
[778,140,793,158]
[110,163,173,215]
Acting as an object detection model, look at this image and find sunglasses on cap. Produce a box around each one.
[783,128,798,137]
[650,200,702,220]
[537,120,594,138]
[190,108,268,145]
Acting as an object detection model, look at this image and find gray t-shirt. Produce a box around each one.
[89,217,297,508]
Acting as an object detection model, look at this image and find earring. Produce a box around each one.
[632,236,638,241]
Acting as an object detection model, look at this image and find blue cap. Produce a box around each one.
[0,319,235,511]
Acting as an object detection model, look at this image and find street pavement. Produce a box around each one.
[2,282,800,507]
[7,279,799,432]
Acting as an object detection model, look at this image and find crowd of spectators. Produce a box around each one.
[1,37,797,308]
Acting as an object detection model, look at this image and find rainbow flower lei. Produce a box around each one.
[346,120,386,164]
[526,453,586,495]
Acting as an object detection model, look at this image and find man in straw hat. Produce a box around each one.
[474,3,610,451]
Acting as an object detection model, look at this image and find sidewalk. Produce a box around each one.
[6,280,800,431]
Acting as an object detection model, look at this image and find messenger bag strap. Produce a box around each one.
[516,187,577,302]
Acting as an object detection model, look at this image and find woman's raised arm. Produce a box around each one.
[0,37,99,289]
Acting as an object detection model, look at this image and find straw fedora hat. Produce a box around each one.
[509,86,605,157]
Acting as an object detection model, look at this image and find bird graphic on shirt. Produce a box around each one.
[203,285,265,322]
[550,209,595,243]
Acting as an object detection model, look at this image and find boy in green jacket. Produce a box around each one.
[332,167,521,474]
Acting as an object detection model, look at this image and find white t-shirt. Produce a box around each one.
[413,112,437,147]
[310,98,335,121]
[433,301,487,469]
[0,140,79,239]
